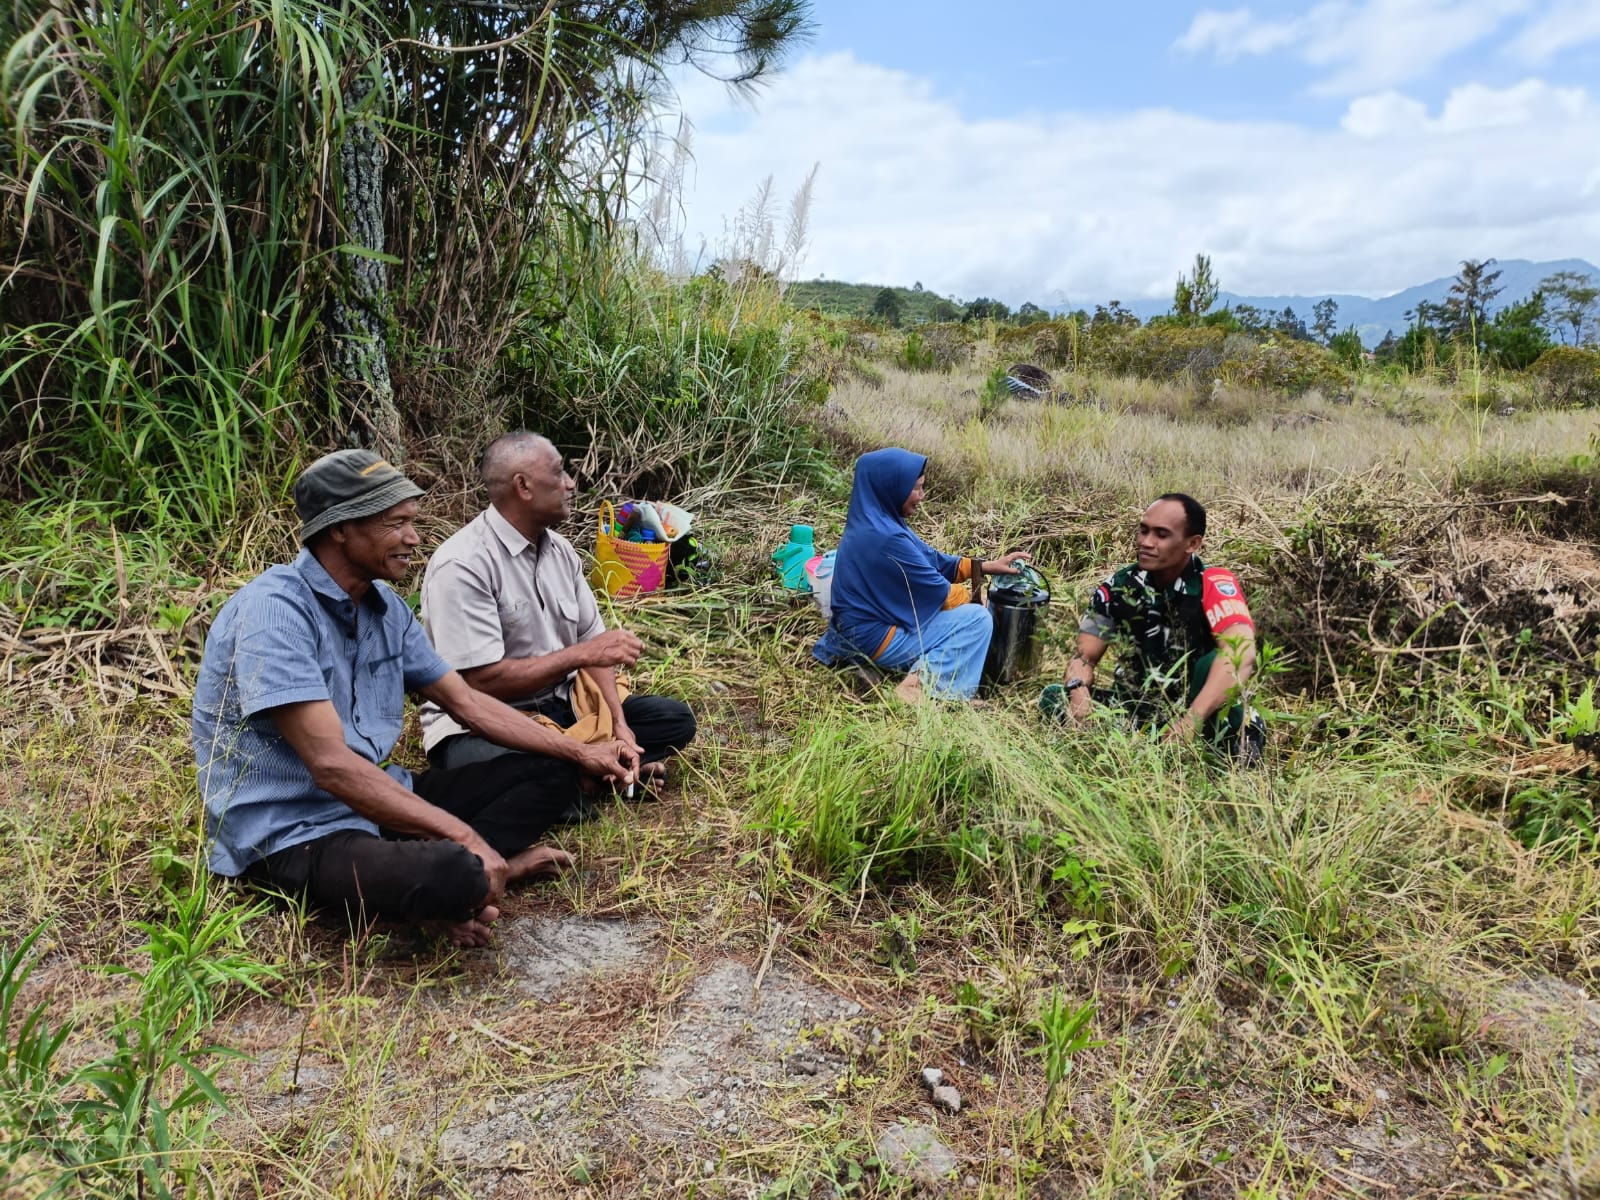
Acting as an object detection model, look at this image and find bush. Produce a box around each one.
[1078,324,1347,395]
[1230,335,1349,395]
[896,324,971,372]
[0,0,346,529]
[1328,327,1365,371]
[1088,324,1229,382]
[1527,346,1600,407]
[993,319,1080,369]
[504,263,829,495]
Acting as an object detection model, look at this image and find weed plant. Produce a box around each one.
[0,886,275,1198]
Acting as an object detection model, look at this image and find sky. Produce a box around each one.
[648,0,1600,308]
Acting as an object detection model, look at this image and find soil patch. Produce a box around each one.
[437,955,860,1177]
[494,913,659,1000]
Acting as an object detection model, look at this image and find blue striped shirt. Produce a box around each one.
[192,549,451,875]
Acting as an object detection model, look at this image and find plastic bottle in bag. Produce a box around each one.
[772,524,815,590]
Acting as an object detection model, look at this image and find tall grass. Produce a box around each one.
[0,0,816,538]
[754,699,1600,1071]
[505,257,830,498]
[0,0,358,529]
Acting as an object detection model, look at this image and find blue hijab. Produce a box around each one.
[826,448,964,653]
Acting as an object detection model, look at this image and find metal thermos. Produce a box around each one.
[982,563,1050,687]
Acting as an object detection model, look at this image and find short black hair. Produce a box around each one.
[1154,492,1207,538]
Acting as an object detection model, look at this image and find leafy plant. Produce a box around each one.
[0,926,75,1190]
[1031,990,1100,1119]
[872,912,921,979]
[0,883,277,1198]
[978,366,1010,421]
[1557,683,1598,739]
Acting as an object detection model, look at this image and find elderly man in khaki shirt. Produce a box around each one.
[420,433,696,787]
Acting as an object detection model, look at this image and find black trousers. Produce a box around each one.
[428,692,697,771]
[242,753,579,924]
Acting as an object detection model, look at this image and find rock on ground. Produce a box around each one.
[876,1122,957,1188]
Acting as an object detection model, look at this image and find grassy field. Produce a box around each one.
[4,363,1600,1197]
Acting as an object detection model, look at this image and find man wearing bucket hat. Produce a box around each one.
[192,449,636,947]
[1040,493,1265,762]
[419,432,695,786]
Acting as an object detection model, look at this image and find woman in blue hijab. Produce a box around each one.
[813,448,1031,701]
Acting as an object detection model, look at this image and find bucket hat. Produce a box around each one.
[294,449,424,544]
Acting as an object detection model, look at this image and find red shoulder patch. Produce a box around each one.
[1200,568,1254,635]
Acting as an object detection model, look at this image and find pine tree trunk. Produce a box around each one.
[327,74,403,460]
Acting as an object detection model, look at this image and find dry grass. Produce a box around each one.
[823,365,1595,508]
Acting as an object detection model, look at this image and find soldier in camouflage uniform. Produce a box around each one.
[1041,493,1264,760]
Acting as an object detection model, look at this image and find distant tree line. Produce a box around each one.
[807,254,1600,382]
[1370,259,1598,372]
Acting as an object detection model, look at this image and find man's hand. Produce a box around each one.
[1161,712,1199,744]
[1068,684,1093,722]
[581,629,643,668]
[577,739,638,785]
[613,717,645,761]
[462,831,510,902]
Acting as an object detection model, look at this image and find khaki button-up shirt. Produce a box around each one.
[419,505,604,752]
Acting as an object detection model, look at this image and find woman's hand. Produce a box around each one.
[980,551,1032,576]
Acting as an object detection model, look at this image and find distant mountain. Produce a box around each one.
[1108,258,1599,347]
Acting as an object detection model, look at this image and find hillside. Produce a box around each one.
[784,278,963,322]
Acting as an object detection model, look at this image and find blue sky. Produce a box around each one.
[652,1,1600,306]
[790,1,1600,123]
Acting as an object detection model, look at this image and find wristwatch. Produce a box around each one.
[1064,678,1087,693]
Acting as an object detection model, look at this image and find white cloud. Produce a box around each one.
[1176,0,1535,95]
[1340,91,1430,136]
[1174,8,1299,60]
[1507,0,1600,61]
[1437,77,1587,126]
[1342,76,1584,134]
[656,53,1600,304]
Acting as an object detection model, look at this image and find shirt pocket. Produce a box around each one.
[356,649,405,753]
[500,595,532,634]
[552,589,583,638]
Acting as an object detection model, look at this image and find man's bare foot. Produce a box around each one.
[423,904,500,949]
[893,672,924,705]
[640,761,667,784]
[506,844,575,884]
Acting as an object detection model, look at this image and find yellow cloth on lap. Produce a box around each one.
[530,668,631,744]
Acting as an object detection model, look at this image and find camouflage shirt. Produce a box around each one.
[1079,556,1254,703]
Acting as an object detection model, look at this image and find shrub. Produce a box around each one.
[1328,327,1366,371]
[1527,346,1600,407]
[1230,335,1349,396]
[1088,325,1228,382]
[505,264,829,494]
[898,329,936,371]
[895,323,971,373]
[993,319,1080,369]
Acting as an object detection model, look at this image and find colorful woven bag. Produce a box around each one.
[590,501,669,597]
